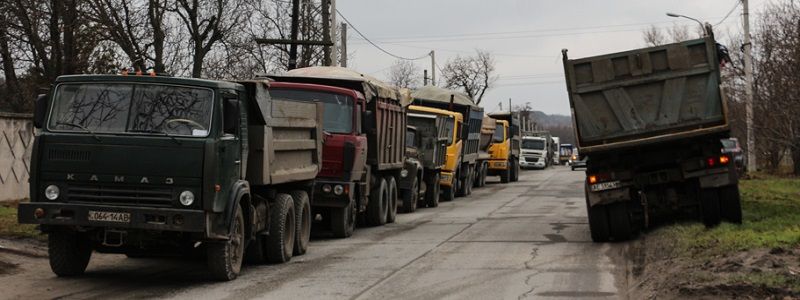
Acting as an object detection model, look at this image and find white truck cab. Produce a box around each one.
[520,136,548,169]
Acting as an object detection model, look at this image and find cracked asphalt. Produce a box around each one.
[0,166,626,299]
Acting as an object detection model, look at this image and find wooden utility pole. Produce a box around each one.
[430,50,436,86]
[330,0,338,66]
[339,22,347,67]
[255,0,333,70]
[321,0,331,66]
[423,70,428,86]
[743,0,756,172]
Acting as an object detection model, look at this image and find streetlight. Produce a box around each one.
[665,12,708,35]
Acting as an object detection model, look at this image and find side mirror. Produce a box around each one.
[223,98,239,135]
[362,110,375,133]
[33,94,47,129]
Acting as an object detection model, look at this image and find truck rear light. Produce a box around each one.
[719,155,730,165]
[704,155,730,168]
[588,172,612,184]
[588,175,598,184]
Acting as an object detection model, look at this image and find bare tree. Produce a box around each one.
[641,23,701,46]
[387,60,420,88]
[173,0,248,78]
[441,49,497,105]
[643,25,666,47]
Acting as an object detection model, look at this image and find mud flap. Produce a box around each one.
[587,187,631,207]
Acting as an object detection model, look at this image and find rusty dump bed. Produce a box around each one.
[237,80,323,185]
[268,67,406,171]
[562,35,728,154]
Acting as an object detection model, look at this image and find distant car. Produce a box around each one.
[570,154,587,171]
[721,138,745,175]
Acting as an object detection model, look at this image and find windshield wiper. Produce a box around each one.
[128,129,182,145]
[56,121,102,142]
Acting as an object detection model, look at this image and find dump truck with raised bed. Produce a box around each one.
[266,67,406,236]
[398,105,451,212]
[18,75,323,281]
[562,28,741,242]
[412,86,483,200]
[487,112,521,182]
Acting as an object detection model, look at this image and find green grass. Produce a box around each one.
[658,178,800,256]
[730,272,800,292]
[0,204,42,239]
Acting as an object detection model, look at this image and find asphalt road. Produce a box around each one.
[0,166,629,299]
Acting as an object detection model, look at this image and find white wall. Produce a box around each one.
[0,113,34,203]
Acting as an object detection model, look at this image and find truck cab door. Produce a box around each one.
[220,96,243,195]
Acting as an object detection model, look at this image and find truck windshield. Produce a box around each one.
[270,89,353,133]
[48,83,213,136]
[492,124,504,142]
[523,139,545,150]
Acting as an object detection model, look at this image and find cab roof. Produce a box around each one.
[55,74,242,90]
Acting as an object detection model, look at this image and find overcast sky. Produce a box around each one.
[335,0,773,115]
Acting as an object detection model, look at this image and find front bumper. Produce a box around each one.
[439,171,454,187]
[488,160,508,170]
[312,180,355,208]
[18,202,205,232]
[520,159,545,168]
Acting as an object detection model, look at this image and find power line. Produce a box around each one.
[335,9,430,61]
[715,0,743,26]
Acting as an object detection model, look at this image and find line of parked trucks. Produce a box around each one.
[18,66,522,281]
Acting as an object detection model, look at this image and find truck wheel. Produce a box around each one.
[719,185,743,224]
[511,159,520,182]
[207,204,245,281]
[608,202,633,241]
[585,190,610,242]
[387,176,398,223]
[48,231,92,276]
[331,200,356,238]
[365,178,388,226]
[426,173,441,207]
[443,174,457,201]
[464,168,473,196]
[456,169,468,197]
[700,188,722,227]
[500,163,510,183]
[402,178,419,213]
[290,190,311,256]
[480,165,488,187]
[266,193,295,263]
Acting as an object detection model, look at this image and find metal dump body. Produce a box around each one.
[478,117,497,159]
[407,109,448,169]
[562,35,728,154]
[412,86,483,164]
[237,80,323,185]
[488,112,521,157]
[268,67,406,171]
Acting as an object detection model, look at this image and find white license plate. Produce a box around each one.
[88,211,131,223]
[590,181,622,192]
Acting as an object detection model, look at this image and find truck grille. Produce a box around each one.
[67,185,174,207]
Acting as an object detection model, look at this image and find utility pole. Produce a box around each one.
[339,22,347,67]
[321,0,331,66]
[288,0,300,69]
[430,50,436,86]
[423,70,428,86]
[508,98,512,113]
[743,0,756,172]
[329,0,338,66]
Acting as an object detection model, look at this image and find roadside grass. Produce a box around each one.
[0,203,42,240]
[659,177,800,257]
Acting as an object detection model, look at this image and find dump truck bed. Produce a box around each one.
[562,35,728,154]
[412,86,483,164]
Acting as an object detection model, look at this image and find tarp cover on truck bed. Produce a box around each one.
[411,86,476,108]
[563,35,728,153]
[268,66,401,102]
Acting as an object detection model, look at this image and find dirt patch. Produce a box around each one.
[0,259,20,275]
[616,233,800,299]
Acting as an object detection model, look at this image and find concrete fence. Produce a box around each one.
[0,112,34,203]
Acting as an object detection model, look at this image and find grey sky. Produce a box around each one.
[336,0,770,115]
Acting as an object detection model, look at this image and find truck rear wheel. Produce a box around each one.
[387,176,398,223]
[402,178,419,213]
[510,159,520,182]
[426,173,441,207]
[608,202,633,241]
[290,190,311,256]
[443,174,457,201]
[266,193,295,263]
[331,200,356,238]
[500,163,510,183]
[208,204,245,281]
[365,178,388,226]
[585,190,610,243]
[48,231,92,277]
[700,188,722,227]
[480,164,488,187]
[719,185,743,224]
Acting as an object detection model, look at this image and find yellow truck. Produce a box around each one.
[406,105,464,201]
[487,112,522,183]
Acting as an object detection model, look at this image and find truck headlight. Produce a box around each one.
[179,190,195,206]
[45,185,60,200]
[333,185,344,195]
[401,169,409,178]
[322,184,332,193]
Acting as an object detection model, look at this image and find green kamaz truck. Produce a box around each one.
[18,75,324,281]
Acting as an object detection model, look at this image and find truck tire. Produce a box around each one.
[500,163,510,183]
[402,178,419,213]
[365,178,388,226]
[387,176,398,223]
[48,231,92,276]
[290,190,311,256]
[456,168,468,197]
[443,174,457,201]
[480,164,488,187]
[511,159,520,182]
[426,173,441,207]
[266,193,295,263]
[473,165,482,188]
[700,188,722,227]
[463,168,473,196]
[331,200,356,238]
[585,190,610,242]
[719,185,743,224]
[608,202,633,241]
[208,204,245,281]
